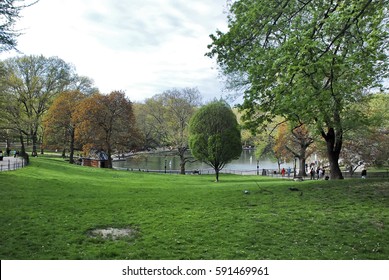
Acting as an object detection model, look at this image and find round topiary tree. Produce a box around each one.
[189,100,242,182]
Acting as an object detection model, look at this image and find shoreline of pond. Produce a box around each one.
[112,149,296,175]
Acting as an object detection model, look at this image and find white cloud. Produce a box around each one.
[1,0,229,102]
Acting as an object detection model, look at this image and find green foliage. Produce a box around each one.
[189,101,242,181]
[142,88,202,148]
[0,1,38,52]
[341,93,389,168]
[1,54,98,156]
[0,62,8,125]
[0,157,388,259]
[208,0,389,179]
[2,55,75,155]
[140,88,202,174]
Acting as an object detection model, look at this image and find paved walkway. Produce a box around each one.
[0,156,26,172]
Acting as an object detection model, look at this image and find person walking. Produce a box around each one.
[310,167,315,180]
[361,168,367,179]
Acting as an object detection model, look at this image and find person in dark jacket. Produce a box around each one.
[310,168,315,180]
[361,169,367,179]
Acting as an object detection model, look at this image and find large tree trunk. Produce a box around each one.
[38,133,44,155]
[327,146,343,179]
[298,146,307,177]
[180,160,186,175]
[19,133,26,156]
[6,137,11,156]
[215,168,220,182]
[106,136,113,168]
[107,151,112,168]
[31,130,38,157]
[69,128,75,164]
[322,127,344,179]
[178,146,187,175]
[298,157,307,177]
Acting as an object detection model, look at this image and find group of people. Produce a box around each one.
[280,167,292,177]
[278,164,368,179]
[0,149,19,159]
[280,166,326,180]
[310,166,326,180]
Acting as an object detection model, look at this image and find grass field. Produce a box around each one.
[0,156,388,260]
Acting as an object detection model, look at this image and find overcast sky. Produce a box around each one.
[1,0,230,103]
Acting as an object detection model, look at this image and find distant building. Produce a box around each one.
[82,150,110,168]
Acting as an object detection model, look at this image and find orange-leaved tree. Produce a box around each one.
[43,90,86,163]
[274,121,315,176]
[72,91,140,167]
[273,122,291,172]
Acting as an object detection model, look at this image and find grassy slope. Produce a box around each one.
[0,157,388,260]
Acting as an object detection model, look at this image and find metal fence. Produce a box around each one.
[0,157,27,172]
[113,167,293,177]
[113,166,389,179]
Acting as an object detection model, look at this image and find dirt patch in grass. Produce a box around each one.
[88,227,138,240]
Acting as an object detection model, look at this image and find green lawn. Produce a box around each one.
[0,157,388,260]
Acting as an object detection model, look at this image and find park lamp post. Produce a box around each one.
[257,159,260,175]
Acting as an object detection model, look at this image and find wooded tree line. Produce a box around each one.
[241,99,389,177]
[0,53,388,177]
[0,0,241,181]
[0,55,211,172]
[1,0,388,179]
[44,89,139,167]
[0,55,98,158]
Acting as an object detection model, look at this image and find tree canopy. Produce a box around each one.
[341,93,389,170]
[207,0,389,179]
[2,55,74,156]
[189,100,242,182]
[72,91,140,167]
[43,90,86,163]
[142,88,202,174]
[0,0,38,52]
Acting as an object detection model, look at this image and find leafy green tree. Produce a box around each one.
[143,88,202,174]
[341,93,389,171]
[189,100,242,182]
[0,0,38,52]
[233,107,256,147]
[68,75,99,96]
[207,0,388,179]
[0,61,7,123]
[0,62,15,152]
[133,102,161,150]
[2,55,73,156]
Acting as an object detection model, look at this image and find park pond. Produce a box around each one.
[113,149,294,175]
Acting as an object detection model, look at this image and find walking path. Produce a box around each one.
[0,156,26,172]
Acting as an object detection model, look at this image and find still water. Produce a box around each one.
[113,149,293,174]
